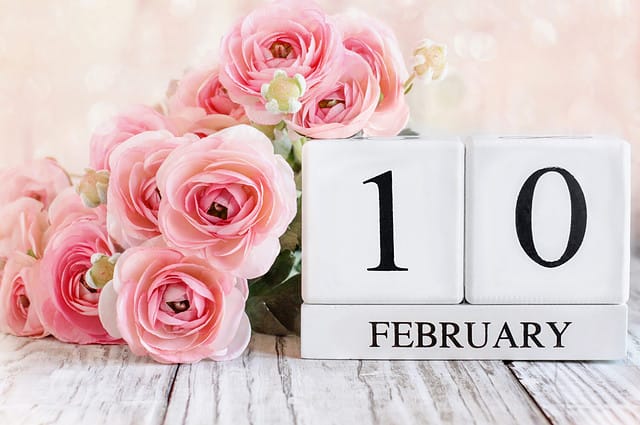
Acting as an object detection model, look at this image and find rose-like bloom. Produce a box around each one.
[167,67,248,136]
[107,130,196,248]
[98,244,250,363]
[0,158,70,208]
[0,253,47,337]
[288,52,380,139]
[335,12,410,136]
[0,198,48,260]
[31,220,121,344]
[89,105,175,171]
[219,0,343,125]
[47,187,107,235]
[157,125,297,278]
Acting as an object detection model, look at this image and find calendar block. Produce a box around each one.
[302,138,464,304]
[465,136,630,304]
[301,303,628,360]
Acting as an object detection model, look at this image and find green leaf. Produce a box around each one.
[273,131,293,158]
[279,196,301,251]
[249,249,296,296]
[246,274,301,336]
[398,128,419,136]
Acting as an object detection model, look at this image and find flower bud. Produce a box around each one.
[261,70,306,114]
[77,169,109,208]
[84,253,120,290]
[410,39,448,82]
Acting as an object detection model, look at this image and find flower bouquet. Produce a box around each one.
[0,0,446,363]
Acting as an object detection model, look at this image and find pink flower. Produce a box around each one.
[167,67,248,136]
[107,130,196,248]
[335,12,410,136]
[98,244,250,363]
[288,52,380,138]
[219,0,343,125]
[0,158,70,208]
[89,105,175,171]
[47,187,107,235]
[0,253,47,338]
[157,125,297,279]
[31,220,122,344]
[0,198,49,260]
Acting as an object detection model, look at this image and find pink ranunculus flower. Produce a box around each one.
[0,197,49,260]
[335,12,410,136]
[98,244,250,363]
[219,0,343,125]
[32,220,122,344]
[89,105,175,171]
[288,51,380,139]
[107,130,196,248]
[156,125,297,279]
[0,158,70,208]
[0,253,47,338]
[167,67,249,136]
[47,187,107,235]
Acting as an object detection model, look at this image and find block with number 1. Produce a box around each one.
[302,138,464,304]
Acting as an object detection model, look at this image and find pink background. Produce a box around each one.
[1,0,639,235]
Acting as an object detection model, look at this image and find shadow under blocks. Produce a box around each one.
[300,136,629,360]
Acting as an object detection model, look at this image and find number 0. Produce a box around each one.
[364,171,408,272]
[515,167,587,268]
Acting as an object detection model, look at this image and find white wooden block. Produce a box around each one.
[302,138,464,304]
[301,303,628,360]
[466,136,630,304]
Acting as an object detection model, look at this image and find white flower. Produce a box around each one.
[410,39,448,82]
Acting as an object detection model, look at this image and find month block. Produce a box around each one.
[301,303,628,360]
[302,138,464,304]
[465,136,630,304]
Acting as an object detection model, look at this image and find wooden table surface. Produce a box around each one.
[2,260,640,425]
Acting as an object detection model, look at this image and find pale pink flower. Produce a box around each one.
[89,105,175,171]
[288,52,380,138]
[0,253,47,338]
[98,244,250,363]
[335,12,410,136]
[0,198,49,260]
[107,130,196,248]
[156,125,297,279]
[31,220,122,344]
[167,67,248,136]
[0,158,70,208]
[219,0,343,125]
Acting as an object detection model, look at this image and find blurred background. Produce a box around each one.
[1,0,638,235]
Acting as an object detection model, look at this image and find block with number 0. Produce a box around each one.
[465,136,630,304]
[302,138,464,304]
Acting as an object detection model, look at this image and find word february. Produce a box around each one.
[369,321,571,349]
[300,304,627,360]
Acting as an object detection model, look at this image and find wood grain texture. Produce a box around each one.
[508,258,640,425]
[164,335,549,425]
[0,336,176,425]
[3,267,640,425]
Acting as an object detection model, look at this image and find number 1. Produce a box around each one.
[363,171,408,272]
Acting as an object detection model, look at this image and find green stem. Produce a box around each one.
[403,72,417,94]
